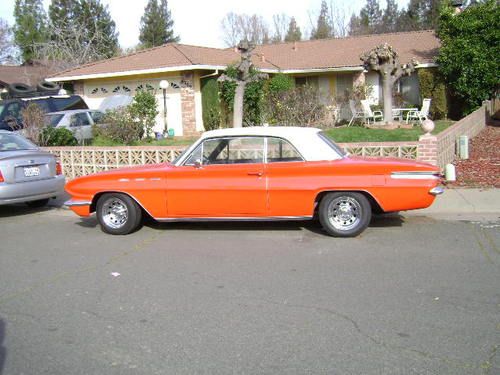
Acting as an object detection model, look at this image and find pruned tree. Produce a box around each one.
[220,13,270,47]
[218,40,268,128]
[361,43,418,123]
[0,18,17,64]
[284,17,302,42]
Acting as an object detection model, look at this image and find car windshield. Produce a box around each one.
[44,114,64,127]
[318,131,346,158]
[0,132,37,151]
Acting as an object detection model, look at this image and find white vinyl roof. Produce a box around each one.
[175,126,343,165]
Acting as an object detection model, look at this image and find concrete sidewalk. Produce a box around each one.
[408,187,500,220]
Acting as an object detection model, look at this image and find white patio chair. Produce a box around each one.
[348,100,364,126]
[406,98,431,124]
[360,99,383,125]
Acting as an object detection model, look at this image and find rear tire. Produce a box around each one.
[96,193,142,235]
[318,192,371,237]
[25,198,50,208]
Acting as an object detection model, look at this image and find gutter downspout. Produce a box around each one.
[200,69,219,79]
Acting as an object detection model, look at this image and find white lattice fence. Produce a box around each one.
[43,147,186,178]
[338,143,419,159]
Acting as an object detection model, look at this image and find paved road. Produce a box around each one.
[0,204,498,375]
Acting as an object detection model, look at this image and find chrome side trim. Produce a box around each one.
[429,186,444,196]
[65,199,92,207]
[391,172,440,180]
[156,216,313,223]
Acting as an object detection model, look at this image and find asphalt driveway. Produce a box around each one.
[0,204,499,374]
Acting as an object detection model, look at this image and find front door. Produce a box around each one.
[166,136,266,217]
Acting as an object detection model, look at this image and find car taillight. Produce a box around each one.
[0,170,4,183]
[56,162,62,175]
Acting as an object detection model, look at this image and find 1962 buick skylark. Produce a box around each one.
[65,127,443,237]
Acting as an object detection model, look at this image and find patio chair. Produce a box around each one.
[348,100,364,126]
[406,98,431,124]
[360,99,383,125]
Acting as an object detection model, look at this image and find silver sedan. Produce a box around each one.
[0,130,65,207]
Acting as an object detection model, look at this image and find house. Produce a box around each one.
[47,30,440,136]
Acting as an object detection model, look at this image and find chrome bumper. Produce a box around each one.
[429,186,445,196]
[65,199,92,207]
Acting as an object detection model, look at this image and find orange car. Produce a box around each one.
[65,127,443,237]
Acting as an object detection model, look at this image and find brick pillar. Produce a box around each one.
[417,134,438,165]
[180,72,199,137]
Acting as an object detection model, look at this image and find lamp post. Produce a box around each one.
[159,80,169,137]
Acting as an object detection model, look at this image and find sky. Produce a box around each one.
[0,0,410,49]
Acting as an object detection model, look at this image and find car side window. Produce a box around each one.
[70,113,91,127]
[266,137,304,163]
[183,137,265,166]
[202,137,264,165]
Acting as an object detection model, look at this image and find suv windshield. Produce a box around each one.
[0,132,37,151]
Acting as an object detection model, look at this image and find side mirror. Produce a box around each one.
[194,159,202,168]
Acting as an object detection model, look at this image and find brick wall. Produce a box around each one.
[420,101,489,167]
[180,72,199,137]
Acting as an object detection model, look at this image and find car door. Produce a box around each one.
[166,136,267,217]
[264,136,317,217]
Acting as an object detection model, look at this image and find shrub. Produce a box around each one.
[264,84,327,127]
[39,127,78,146]
[418,68,448,120]
[129,90,158,138]
[20,103,45,143]
[267,73,294,95]
[201,77,221,130]
[94,108,144,145]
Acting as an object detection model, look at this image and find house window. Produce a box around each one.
[335,73,354,97]
[295,76,319,88]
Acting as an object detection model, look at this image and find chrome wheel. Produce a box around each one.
[102,197,129,229]
[327,196,362,231]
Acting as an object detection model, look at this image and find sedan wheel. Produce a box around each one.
[319,192,371,237]
[96,193,142,235]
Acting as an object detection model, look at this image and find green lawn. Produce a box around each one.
[323,120,454,143]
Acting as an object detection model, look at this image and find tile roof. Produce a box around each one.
[50,30,439,80]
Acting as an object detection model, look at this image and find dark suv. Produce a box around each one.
[0,95,88,130]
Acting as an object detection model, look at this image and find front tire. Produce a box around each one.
[318,192,371,237]
[96,193,142,235]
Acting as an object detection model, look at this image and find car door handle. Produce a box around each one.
[247,171,263,177]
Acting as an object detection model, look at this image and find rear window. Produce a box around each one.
[318,131,346,158]
[44,114,64,127]
[0,132,37,151]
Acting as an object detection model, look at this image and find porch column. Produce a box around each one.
[180,72,199,137]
